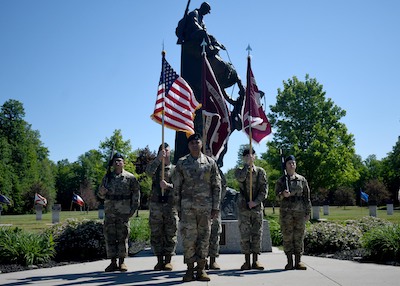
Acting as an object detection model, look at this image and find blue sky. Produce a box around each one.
[1,0,399,172]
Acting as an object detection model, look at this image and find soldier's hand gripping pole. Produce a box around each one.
[280,148,290,193]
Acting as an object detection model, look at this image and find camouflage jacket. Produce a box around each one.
[235,164,268,210]
[99,169,140,217]
[275,173,311,215]
[145,157,175,204]
[173,153,221,212]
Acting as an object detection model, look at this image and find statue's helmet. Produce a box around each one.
[200,2,211,14]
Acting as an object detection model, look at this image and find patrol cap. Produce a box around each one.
[187,133,202,143]
[242,148,255,156]
[285,155,296,163]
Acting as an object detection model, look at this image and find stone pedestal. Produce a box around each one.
[387,204,393,215]
[323,205,329,215]
[35,204,43,220]
[312,206,320,220]
[52,204,61,223]
[176,219,272,254]
[369,205,377,217]
[98,205,105,219]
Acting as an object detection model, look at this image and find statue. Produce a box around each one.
[174,1,245,164]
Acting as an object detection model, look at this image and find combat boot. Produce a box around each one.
[164,255,173,271]
[196,259,210,281]
[183,263,195,282]
[105,258,118,272]
[119,258,128,272]
[154,255,164,271]
[252,253,264,270]
[285,253,294,270]
[294,254,307,270]
[209,257,220,270]
[240,254,251,270]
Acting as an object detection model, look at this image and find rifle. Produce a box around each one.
[176,0,191,44]
[103,141,116,188]
[279,149,291,193]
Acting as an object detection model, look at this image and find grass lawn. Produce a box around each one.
[264,205,400,223]
[0,209,150,233]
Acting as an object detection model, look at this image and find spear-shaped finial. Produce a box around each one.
[201,38,207,55]
[246,44,252,57]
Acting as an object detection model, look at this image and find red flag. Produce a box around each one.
[202,53,230,161]
[72,194,85,207]
[151,55,201,135]
[34,193,47,206]
[241,56,272,143]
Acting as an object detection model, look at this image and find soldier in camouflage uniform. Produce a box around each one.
[98,152,140,272]
[173,133,221,282]
[234,148,267,271]
[205,149,227,270]
[275,155,311,270]
[145,143,178,271]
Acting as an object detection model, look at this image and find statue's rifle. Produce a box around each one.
[279,148,291,193]
[176,0,191,44]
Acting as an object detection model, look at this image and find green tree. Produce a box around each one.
[0,100,56,213]
[266,75,359,201]
[382,136,400,203]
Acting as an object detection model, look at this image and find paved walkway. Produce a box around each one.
[1,248,399,286]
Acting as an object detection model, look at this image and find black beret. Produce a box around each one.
[285,155,296,163]
[187,133,201,143]
[242,148,256,156]
[112,152,124,160]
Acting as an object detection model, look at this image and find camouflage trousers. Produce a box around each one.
[180,208,211,264]
[149,201,178,256]
[238,208,263,254]
[208,212,222,258]
[280,209,306,255]
[104,215,130,259]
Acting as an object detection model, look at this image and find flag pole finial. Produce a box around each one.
[246,44,252,57]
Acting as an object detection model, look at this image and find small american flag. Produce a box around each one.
[151,55,201,135]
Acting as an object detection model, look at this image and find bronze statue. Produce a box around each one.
[174,1,245,165]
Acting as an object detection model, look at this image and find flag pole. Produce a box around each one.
[246,45,253,202]
[161,49,166,196]
[201,39,207,153]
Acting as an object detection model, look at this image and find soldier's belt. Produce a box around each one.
[105,194,132,200]
[284,196,303,202]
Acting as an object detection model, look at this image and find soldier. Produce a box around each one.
[275,155,311,270]
[173,133,221,282]
[234,148,267,270]
[205,149,227,270]
[145,143,178,271]
[98,152,140,272]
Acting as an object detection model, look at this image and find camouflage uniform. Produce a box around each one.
[276,173,311,268]
[173,153,221,265]
[235,164,268,255]
[208,169,226,261]
[145,157,178,260]
[99,170,140,259]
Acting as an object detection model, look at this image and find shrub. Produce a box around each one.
[46,219,106,262]
[0,227,55,266]
[130,216,150,242]
[362,224,400,263]
[345,216,393,233]
[268,218,283,246]
[304,222,362,254]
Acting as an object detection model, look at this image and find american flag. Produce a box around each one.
[241,55,272,143]
[202,53,230,162]
[151,55,201,135]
